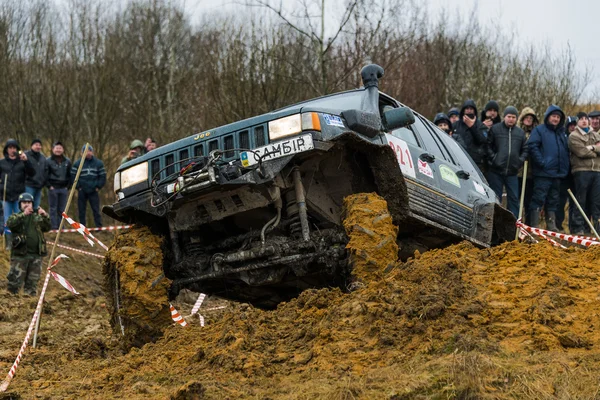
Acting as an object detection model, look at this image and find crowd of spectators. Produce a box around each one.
[435,101,600,234]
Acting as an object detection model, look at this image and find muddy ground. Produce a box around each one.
[2,204,600,398]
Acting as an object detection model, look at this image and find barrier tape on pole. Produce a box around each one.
[170,304,188,327]
[190,293,206,316]
[49,271,80,295]
[61,212,109,251]
[49,225,131,234]
[0,254,70,392]
[55,243,105,259]
[516,219,600,247]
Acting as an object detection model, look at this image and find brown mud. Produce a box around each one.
[1,202,600,398]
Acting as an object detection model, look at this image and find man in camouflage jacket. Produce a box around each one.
[5,192,50,295]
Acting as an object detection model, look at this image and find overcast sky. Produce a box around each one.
[183,0,597,100]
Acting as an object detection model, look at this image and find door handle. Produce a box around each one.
[457,170,470,179]
[419,153,435,163]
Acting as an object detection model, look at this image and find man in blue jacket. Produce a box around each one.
[71,145,106,227]
[527,105,570,230]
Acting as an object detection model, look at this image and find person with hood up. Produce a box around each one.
[517,107,539,224]
[0,140,36,243]
[24,139,47,209]
[447,108,460,125]
[486,106,528,217]
[121,139,145,165]
[46,141,72,230]
[452,99,489,173]
[481,100,502,131]
[527,105,570,230]
[567,113,600,234]
[71,145,106,227]
[433,113,453,135]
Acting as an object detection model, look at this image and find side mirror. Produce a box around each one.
[382,107,415,131]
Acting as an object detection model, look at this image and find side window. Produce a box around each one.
[423,119,457,165]
[391,127,420,147]
[411,115,448,161]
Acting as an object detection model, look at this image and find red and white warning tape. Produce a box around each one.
[170,303,188,327]
[61,212,109,251]
[49,225,131,234]
[0,254,76,392]
[55,243,105,259]
[49,271,80,295]
[517,220,600,247]
[190,293,206,316]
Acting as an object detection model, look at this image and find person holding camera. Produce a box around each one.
[121,140,145,165]
[481,100,502,131]
[0,139,36,247]
[5,192,50,296]
[452,99,489,174]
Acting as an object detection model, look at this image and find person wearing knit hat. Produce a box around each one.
[46,141,72,230]
[433,113,453,135]
[447,107,460,125]
[24,138,47,209]
[71,145,105,228]
[486,106,527,217]
[565,116,578,134]
[481,100,501,130]
[568,110,600,234]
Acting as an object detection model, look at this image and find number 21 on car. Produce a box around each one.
[385,134,416,179]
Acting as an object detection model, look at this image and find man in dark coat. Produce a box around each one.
[46,141,72,230]
[71,145,106,227]
[486,106,528,217]
[527,105,570,230]
[24,138,47,209]
[481,100,502,131]
[452,99,489,174]
[0,139,36,239]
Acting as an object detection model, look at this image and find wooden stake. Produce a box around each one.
[567,188,600,241]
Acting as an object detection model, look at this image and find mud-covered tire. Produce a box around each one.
[342,193,399,283]
[102,225,172,349]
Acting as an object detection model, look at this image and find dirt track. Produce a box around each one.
[2,218,600,398]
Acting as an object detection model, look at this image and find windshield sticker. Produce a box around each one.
[323,114,345,128]
[473,180,486,195]
[417,159,434,179]
[439,165,461,187]
[385,134,416,179]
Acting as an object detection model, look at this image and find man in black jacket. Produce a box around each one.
[481,100,502,131]
[24,139,47,209]
[486,106,528,217]
[453,99,489,174]
[46,141,72,230]
[0,139,36,246]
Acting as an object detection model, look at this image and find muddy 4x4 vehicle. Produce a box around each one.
[103,64,514,346]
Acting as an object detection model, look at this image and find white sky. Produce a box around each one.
[183,0,599,100]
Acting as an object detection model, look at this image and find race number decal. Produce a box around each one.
[385,134,416,179]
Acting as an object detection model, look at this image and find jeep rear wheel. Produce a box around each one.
[102,225,172,349]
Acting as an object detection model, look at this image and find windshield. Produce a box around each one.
[276,90,365,113]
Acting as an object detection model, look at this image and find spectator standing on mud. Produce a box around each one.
[0,140,35,246]
[46,141,72,230]
[433,113,453,135]
[5,192,50,296]
[121,140,145,165]
[555,116,578,232]
[24,139,47,209]
[447,108,460,125]
[72,146,106,228]
[517,107,539,224]
[589,111,600,133]
[452,99,489,174]
[527,105,569,230]
[568,113,600,234]
[486,106,527,217]
[481,100,502,132]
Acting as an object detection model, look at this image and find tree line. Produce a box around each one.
[0,0,593,204]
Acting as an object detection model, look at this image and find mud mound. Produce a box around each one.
[343,193,398,282]
[103,226,171,349]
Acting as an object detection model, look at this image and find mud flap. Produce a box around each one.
[492,203,517,244]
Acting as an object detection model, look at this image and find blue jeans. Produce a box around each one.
[25,186,42,209]
[78,190,102,227]
[487,171,519,217]
[530,177,562,213]
[48,187,68,230]
[3,200,20,233]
